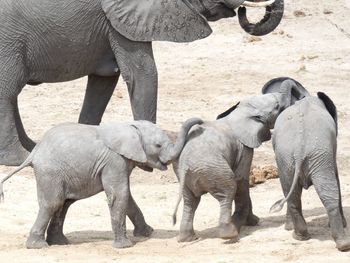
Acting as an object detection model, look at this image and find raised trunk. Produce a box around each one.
[160,118,203,163]
[238,0,284,36]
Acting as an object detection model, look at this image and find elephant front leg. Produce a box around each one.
[109,31,157,123]
[102,167,133,249]
[79,74,120,125]
[127,194,153,237]
[233,179,259,228]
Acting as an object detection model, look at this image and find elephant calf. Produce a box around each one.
[0,118,202,249]
[172,78,309,242]
[270,92,350,251]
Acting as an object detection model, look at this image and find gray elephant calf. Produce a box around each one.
[0,118,202,249]
[172,78,309,242]
[269,92,350,251]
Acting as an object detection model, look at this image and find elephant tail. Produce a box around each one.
[0,150,35,202]
[270,159,301,213]
[172,166,187,225]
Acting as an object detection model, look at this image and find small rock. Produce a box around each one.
[293,10,306,17]
[244,36,262,43]
[323,9,333,15]
[115,91,123,98]
[298,64,306,72]
[307,54,319,60]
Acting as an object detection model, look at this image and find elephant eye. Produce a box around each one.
[155,143,162,148]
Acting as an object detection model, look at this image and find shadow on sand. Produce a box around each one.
[64,207,349,245]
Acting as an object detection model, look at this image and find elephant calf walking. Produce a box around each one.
[270,92,350,251]
[0,118,202,249]
[172,78,309,242]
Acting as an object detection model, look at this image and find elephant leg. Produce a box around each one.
[109,31,157,123]
[232,148,258,228]
[78,74,119,125]
[233,179,259,229]
[210,171,238,240]
[26,207,55,249]
[178,186,201,243]
[335,164,347,228]
[102,165,132,249]
[46,199,75,245]
[284,183,309,240]
[284,207,294,230]
[0,58,33,165]
[27,175,64,248]
[312,172,350,251]
[127,194,153,237]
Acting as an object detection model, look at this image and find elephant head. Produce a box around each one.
[238,0,284,36]
[101,118,202,172]
[217,78,309,148]
[101,0,284,43]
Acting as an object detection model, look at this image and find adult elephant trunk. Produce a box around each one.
[237,0,284,36]
[159,118,203,164]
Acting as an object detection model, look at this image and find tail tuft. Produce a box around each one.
[269,198,285,213]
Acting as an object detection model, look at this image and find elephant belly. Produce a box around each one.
[27,43,116,83]
[65,178,104,200]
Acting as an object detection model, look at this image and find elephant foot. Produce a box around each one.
[0,142,29,166]
[46,233,70,246]
[335,238,350,252]
[133,224,153,237]
[219,223,239,240]
[292,231,310,241]
[246,213,259,226]
[26,235,49,249]
[178,231,198,243]
[284,221,294,231]
[113,238,133,249]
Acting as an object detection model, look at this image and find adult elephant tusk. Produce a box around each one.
[241,0,275,8]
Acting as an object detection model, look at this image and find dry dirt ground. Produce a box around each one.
[1,0,350,262]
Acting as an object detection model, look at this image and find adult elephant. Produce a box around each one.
[0,0,284,165]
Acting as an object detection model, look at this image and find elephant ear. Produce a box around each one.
[262,77,310,104]
[98,123,147,163]
[101,0,212,42]
[317,91,338,135]
[216,102,240,120]
[231,107,271,148]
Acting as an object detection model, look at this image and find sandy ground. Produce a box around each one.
[1,0,350,262]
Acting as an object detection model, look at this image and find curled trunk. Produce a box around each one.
[238,0,284,36]
[160,118,203,163]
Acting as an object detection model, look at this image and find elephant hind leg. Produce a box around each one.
[79,74,119,125]
[210,169,238,240]
[46,199,75,245]
[312,171,350,251]
[278,165,309,239]
[284,182,309,240]
[178,186,201,243]
[0,56,32,165]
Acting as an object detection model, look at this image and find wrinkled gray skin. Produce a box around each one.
[172,79,307,242]
[0,0,284,166]
[269,91,350,251]
[0,118,202,249]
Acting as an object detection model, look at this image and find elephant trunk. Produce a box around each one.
[238,0,284,36]
[160,118,203,164]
